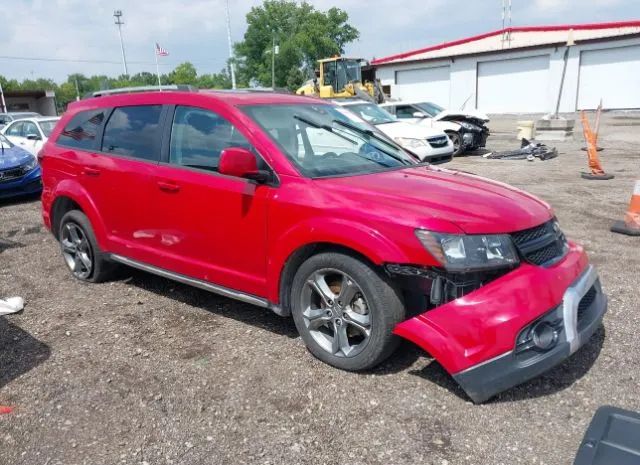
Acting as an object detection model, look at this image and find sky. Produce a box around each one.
[1,0,639,83]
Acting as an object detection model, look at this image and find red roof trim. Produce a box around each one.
[371,20,640,65]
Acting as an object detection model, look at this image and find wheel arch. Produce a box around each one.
[49,181,109,249]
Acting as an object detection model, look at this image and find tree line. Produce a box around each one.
[0,1,359,112]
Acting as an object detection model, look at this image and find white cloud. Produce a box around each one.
[0,0,638,81]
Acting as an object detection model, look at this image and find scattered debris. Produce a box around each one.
[483,139,558,161]
[0,296,24,316]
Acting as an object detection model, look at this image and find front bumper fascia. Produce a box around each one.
[0,166,42,199]
[453,265,607,403]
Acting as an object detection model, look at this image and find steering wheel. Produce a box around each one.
[358,143,384,161]
[322,152,339,159]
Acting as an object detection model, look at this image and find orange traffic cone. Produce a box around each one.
[580,111,614,180]
[611,180,640,236]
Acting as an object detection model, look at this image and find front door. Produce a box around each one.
[149,105,271,297]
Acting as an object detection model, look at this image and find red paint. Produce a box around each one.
[41,91,590,372]
[372,20,640,65]
[394,242,589,374]
[0,406,13,415]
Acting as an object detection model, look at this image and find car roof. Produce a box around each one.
[70,89,327,112]
[6,116,59,123]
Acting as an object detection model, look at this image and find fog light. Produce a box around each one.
[531,322,559,351]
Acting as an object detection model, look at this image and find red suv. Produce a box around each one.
[41,89,607,402]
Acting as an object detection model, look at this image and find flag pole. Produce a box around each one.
[155,44,162,91]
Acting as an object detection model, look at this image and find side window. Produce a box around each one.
[0,115,9,125]
[6,122,23,137]
[169,106,252,171]
[102,105,162,161]
[395,106,416,119]
[23,122,39,138]
[57,109,106,149]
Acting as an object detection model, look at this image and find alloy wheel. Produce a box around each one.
[60,222,93,280]
[300,268,371,358]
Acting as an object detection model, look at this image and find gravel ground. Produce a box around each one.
[1,114,639,465]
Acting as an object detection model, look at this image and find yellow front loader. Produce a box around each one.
[296,57,385,103]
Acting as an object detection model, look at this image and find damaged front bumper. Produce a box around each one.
[393,244,607,403]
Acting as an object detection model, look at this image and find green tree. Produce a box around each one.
[168,62,198,85]
[234,0,359,90]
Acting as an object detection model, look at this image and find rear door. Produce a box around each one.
[96,104,167,262]
[148,104,271,297]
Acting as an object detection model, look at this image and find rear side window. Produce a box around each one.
[57,109,106,149]
[102,105,162,161]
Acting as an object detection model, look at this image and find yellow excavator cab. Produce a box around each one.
[296,57,383,103]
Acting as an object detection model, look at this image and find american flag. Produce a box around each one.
[155,43,169,56]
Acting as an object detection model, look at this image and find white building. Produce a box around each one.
[372,21,640,114]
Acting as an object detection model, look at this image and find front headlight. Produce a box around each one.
[415,230,519,271]
[394,137,428,148]
[22,156,38,172]
[459,121,479,131]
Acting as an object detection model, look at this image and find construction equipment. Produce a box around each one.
[296,57,385,103]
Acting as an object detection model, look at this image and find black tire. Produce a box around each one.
[290,252,405,371]
[446,131,464,156]
[58,210,116,283]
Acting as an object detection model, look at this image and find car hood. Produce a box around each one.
[374,121,446,139]
[0,145,33,170]
[315,165,552,234]
[435,109,490,123]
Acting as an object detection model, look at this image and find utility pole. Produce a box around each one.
[272,34,276,89]
[224,0,237,89]
[0,81,7,113]
[113,10,129,76]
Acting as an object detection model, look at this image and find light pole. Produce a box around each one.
[224,0,237,89]
[113,10,129,76]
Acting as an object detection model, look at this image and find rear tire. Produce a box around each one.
[290,252,405,371]
[58,210,116,283]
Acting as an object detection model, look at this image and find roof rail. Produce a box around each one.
[86,85,198,98]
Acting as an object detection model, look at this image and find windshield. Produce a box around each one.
[241,103,416,178]
[344,103,396,125]
[0,134,14,148]
[39,120,58,137]
[415,102,445,117]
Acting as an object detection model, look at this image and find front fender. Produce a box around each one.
[266,218,414,303]
[48,179,109,250]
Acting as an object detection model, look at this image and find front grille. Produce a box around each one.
[427,136,449,148]
[511,220,568,266]
[578,285,597,322]
[0,167,26,183]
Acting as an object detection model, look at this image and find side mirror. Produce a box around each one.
[27,134,41,141]
[412,112,428,119]
[219,147,270,183]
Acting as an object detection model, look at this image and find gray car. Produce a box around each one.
[0,112,42,130]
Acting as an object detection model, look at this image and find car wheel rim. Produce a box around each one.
[61,222,93,279]
[300,268,371,358]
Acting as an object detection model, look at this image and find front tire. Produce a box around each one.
[446,131,464,156]
[290,252,405,371]
[58,210,115,283]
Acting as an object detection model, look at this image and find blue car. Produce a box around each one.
[0,133,42,200]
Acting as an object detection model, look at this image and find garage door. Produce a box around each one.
[578,45,640,110]
[394,66,450,107]
[477,55,550,113]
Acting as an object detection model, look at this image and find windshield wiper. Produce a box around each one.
[331,119,412,164]
[293,114,357,145]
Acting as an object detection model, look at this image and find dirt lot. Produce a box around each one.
[1,114,639,465]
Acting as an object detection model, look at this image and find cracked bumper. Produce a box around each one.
[453,265,607,403]
[392,244,607,402]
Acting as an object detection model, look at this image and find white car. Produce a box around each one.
[381,101,490,154]
[333,100,454,163]
[1,116,60,156]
